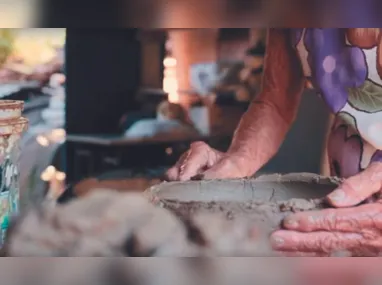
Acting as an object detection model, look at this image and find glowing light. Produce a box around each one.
[36,129,66,147]
[45,165,56,175]
[163,57,177,68]
[55,171,66,181]
[163,56,179,103]
[50,128,66,142]
[40,172,50,182]
[11,29,66,67]
[36,135,49,147]
[40,165,56,181]
[40,164,66,200]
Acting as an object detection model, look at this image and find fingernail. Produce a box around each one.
[328,189,346,204]
[284,218,299,229]
[271,236,284,247]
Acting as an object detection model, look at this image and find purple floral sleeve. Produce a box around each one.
[303,29,368,113]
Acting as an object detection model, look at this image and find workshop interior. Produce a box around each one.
[0,28,339,257]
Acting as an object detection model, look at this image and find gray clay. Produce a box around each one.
[145,173,342,233]
[4,173,342,257]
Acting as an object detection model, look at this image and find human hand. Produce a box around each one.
[165,141,252,181]
[271,162,382,256]
[271,202,382,256]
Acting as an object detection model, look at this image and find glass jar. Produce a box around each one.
[0,100,28,245]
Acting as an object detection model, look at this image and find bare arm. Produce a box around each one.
[166,29,306,181]
[227,28,306,175]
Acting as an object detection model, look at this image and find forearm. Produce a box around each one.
[226,28,305,175]
[227,99,293,174]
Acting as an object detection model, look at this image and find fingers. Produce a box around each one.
[166,142,221,181]
[271,230,365,253]
[166,142,249,181]
[165,152,188,181]
[327,162,382,207]
[178,142,212,181]
[201,159,238,180]
[281,204,382,232]
[201,156,248,180]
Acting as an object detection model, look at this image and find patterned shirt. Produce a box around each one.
[292,28,382,178]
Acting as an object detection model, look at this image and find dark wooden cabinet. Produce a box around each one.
[65,29,142,183]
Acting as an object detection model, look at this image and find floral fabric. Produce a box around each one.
[292,28,382,178]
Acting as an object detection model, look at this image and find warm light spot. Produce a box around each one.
[45,165,56,175]
[163,56,179,103]
[50,128,66,142]
[40,172,50,182]
[165,147,173,155]
[55,171,66,181]
[163,57,177,68]
[36,135,49,147]
[46,165,56,175]
[12,29,66,66]
[168,93,179,103]
[40,165,57,181]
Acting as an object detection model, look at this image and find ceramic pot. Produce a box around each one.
[0,100,28,245]
[145,173,340,244]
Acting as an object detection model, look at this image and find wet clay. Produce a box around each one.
[146,173,342,233]
[4,173,343,257]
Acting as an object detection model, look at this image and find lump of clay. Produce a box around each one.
[4,174,341,257]
[3,190,292,257]
[3,190,197,257]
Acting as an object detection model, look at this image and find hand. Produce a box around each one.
[271,162,382,256]
[165,141,252,181]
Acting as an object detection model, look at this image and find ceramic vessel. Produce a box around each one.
[145,173,340,253]
[0,100,28,244]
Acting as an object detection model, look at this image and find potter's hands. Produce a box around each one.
[166,30,306,182]
[165,141,252,181]
[272,203,382,256]
[271,162,382,256]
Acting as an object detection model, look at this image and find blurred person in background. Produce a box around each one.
[167,28,382,256]
[124,100,199,139]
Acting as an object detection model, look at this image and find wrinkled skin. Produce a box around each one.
[165,141,250,180]
[166,29,305,181]
[167,28,382,255]
[270,28,382,256]
[272,162,382,256]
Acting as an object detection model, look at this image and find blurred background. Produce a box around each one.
[0,28,330,205]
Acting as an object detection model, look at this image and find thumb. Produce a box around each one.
[327,162,382,207]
